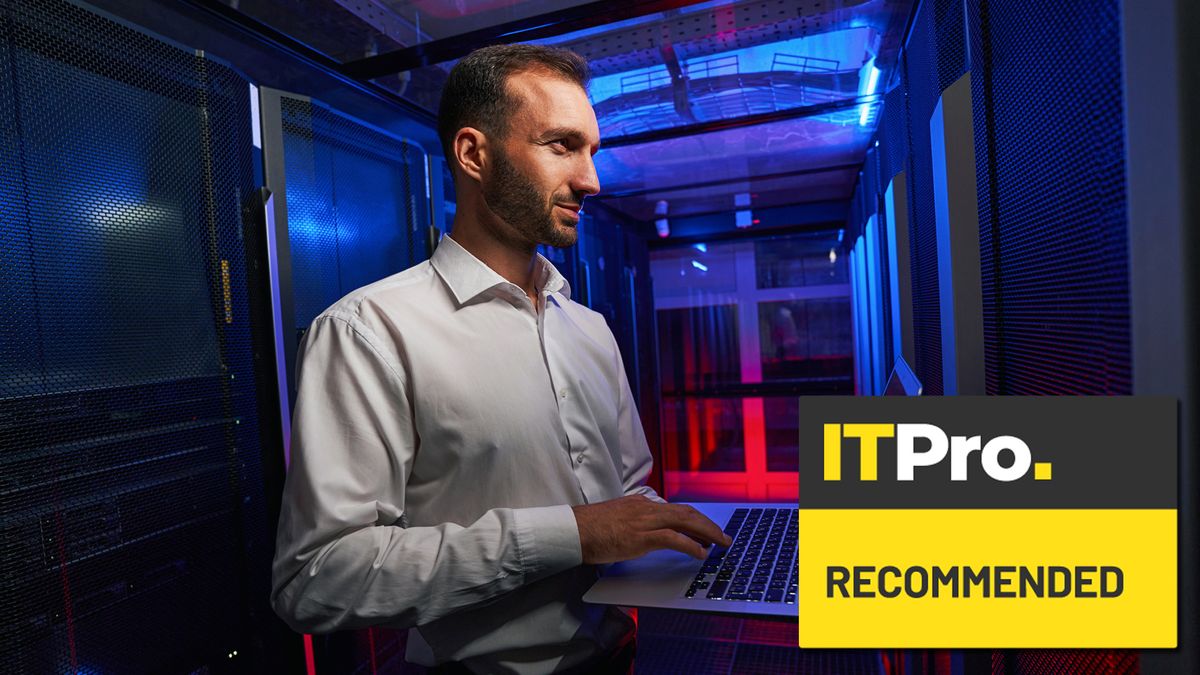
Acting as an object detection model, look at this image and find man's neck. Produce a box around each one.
[447,216,540,305]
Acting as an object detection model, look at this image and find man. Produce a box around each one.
[270,44,730,673]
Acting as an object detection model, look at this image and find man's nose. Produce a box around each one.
[573,153,601,197]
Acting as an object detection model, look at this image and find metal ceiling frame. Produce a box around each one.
[182,0,891,153]
[594,162,863,200]
[180,0,437,124]
[600,94,883,147]
[634,198,854,223]
[645,215,849,249]
[182,0,903,232]
[330,0,434,49]
[338,0,717,80]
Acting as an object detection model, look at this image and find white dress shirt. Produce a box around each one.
[271,235,661,673]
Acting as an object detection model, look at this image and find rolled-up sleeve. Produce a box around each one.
[270,313,582,634]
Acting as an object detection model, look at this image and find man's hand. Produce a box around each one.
[571,495,733,565]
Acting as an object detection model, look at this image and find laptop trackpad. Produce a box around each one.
[584,549,698,604]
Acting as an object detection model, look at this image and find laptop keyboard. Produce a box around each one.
[685,507,798,604]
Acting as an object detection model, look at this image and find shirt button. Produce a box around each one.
[559,388,568,399]
[576,454,585,464]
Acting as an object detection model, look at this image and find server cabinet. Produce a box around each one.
[0,0,293,672]
[258,88,431,409]
[256,88,437,674]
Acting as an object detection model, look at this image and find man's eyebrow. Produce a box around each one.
[537,127,600,149]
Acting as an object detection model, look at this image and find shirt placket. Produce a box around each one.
[537,291,598,503]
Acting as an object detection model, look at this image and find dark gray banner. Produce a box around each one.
[798,397,1176,509]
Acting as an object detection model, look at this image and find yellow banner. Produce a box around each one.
[797,509,1176,648]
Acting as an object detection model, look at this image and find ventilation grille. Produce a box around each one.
[932,0,968,91]
[0,0,269,672]
[969,0,1000,394]
[901,3,944,394]
[975,0,1131,394]
[1010,650,1138,675]
[279,97,426,333]
[878,84,908,184]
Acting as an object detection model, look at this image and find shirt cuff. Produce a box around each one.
[627,485,666,504]
[512,504,583,580]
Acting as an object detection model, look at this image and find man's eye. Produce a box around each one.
[549,140,569,151]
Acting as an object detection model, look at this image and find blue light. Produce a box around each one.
[500,22,555,38]
[858,58,880,126]
[865,63,880,92]
[693,242,707,253]
[288,216,329,242]
[691,260,709,272]
[858,103,874,126]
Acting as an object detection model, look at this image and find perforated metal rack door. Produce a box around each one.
[1010,650,1137,675]
[0,0,275,672]
[878,85,908,186]
[968,0,1133,667]
[899,1,947,395]
[971,0,1131,395]
[278,96,427,335]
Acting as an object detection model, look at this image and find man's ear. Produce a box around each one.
[454,127,488,183]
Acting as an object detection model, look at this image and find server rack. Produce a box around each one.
[845,0,1144,671]
[0,0,294,672]
[257,87,433,411]
[255,85,439,672]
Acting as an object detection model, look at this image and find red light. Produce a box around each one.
[52,503,78,673]
[304,634,316,675]
[368,627,377,675]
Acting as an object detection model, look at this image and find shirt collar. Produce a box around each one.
[431,234,572,305]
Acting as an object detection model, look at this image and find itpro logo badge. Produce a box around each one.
[823,423,1053,482]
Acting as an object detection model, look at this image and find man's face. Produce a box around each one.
[480,70,601,249]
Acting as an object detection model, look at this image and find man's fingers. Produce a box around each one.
[649,505,731,546]
[648,529,707,559]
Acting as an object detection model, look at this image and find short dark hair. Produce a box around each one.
[437,44,590,174]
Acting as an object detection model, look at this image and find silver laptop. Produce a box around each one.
[583,502,797,618]
[883,355,922,396]
[585,358,924,618]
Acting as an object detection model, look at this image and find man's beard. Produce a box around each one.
[481,148,579,249]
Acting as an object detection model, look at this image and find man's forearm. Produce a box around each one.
[271,504,581,633]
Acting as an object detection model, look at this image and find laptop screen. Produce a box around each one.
[883,356,922,396]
